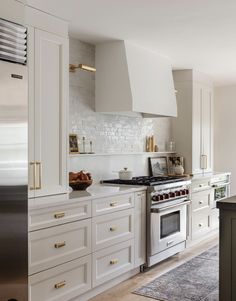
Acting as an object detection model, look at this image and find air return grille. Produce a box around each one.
[0,18,27,65]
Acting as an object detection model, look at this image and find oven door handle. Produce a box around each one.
[151,200,191,213]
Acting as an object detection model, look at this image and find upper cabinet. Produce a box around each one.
[95,41,177,118]
[172,70,213,174]
[26,8,69,198]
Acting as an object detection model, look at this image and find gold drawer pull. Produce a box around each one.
[199,223,203,227]
[54,280,66,289]
[110,259,118,265]
[110,202,118,207]
[199,201,203,205]
[110,227,117,232]
[54,212,65,219]
[54,241,66,249]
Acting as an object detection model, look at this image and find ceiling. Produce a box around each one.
[27,0,236,86]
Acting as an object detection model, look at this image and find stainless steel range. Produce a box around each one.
[102,176,191,268]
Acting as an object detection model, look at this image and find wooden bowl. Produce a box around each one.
[69,179,93,191]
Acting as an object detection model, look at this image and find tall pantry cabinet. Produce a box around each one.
[172,70,213,174]
[26,7,69,198]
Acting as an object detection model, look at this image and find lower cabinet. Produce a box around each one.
[92,240,134,287]
[28,190,146,301]
[29,255,92,301]
[29,219,91,275]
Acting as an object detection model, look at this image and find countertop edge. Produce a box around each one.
[28,185,147,210]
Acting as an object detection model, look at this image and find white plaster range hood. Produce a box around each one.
[95,40,177,117]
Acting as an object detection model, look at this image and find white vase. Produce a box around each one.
[174,165,184,175]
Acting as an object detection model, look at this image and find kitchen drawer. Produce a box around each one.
[92,209,134,251]
[192,209,210,239]
[191,180,211,193]
[29,255,91,301]
[191,190,211,212]
[92,239,134,287]
[29,219,91,275]
[29,200,91,231]
[210,208,219,230]
[92,193,134,216]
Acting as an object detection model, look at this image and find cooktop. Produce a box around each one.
[101,176,188,186]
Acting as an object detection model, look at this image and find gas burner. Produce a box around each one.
[102,175,188,186]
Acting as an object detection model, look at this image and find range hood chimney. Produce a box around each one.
[95,41,177,118]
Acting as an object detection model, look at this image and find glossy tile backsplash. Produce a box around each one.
[69,38,171,154]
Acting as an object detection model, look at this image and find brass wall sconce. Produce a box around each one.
[69,63,96,73]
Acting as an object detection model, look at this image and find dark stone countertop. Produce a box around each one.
[217,195,236,210]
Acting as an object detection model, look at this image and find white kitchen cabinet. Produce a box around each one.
[28,27,69,198]
[134,191,146,267]
[172,70,213,174]
[29,219,91,275]
[29,255,92,301]
[92,240,134,287]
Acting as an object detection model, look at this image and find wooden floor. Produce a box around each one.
[90,235,219,301]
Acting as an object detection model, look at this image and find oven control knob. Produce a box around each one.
[164,193,169,199]
[185,189,189,195]
[175,190,181,196]
[180,190,186,195]
[152,195,158,202]
[169,192,175,198]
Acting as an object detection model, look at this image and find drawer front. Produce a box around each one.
[211,208,219,229]
[92,193,134,216]
[29,255,91,301]
[29,200,91,231]
[92,209,134,251]
[92,240,134,287]
[192,190,211,212]
[191,180,211,193]
[29,219,91,275]
[192,209,210,239]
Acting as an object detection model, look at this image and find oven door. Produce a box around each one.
[150,201,189,256]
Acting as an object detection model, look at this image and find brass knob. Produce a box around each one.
[54,280,66,289]
[110,259,118,265]
[110,227,117,232]
[110,202,118,207]
[54,212,65,219]
[54,241,66,249]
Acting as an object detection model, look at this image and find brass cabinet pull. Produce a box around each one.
[109,226,117,232]
[199,223,203,227]
[54,241,66,249]
[35,161,42,190]
[199,201,203,205]
[110,259,118,265]
[110,202,118,207]
[54,280,66,289]
[54,212,65,219]
[30,162,36,190]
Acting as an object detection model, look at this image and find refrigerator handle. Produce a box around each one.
[30,162,36,190]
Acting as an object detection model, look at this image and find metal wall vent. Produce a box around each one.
[0,18,27,65]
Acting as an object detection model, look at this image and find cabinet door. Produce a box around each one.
[134,191,146,267]
[202,86,213,172]
[34,29,68,197]
[192,83,202,173]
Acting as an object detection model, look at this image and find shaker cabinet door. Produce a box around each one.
[28,28,68,197]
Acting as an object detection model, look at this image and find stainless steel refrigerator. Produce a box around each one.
[0,18,28,301]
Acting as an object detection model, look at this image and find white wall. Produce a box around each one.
[214,85,236,195]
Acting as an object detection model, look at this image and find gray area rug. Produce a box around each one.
[134,245,219,301]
